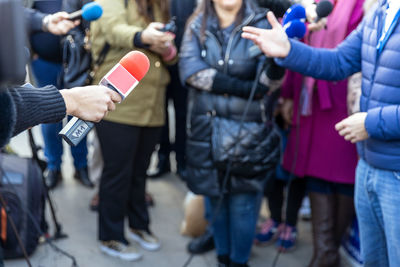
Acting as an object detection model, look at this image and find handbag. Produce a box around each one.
[211,109,280,178]
[62,30,110,88]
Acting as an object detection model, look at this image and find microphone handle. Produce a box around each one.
[68,10,83,20]
[59,117,94,146]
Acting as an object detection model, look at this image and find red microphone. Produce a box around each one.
[59,51,150,146]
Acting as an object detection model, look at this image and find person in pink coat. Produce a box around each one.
[280,0,364,266]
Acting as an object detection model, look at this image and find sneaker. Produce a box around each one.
[99,240,142,261]
[276,224,297,252]
[254,219,283,246]
[128,229,161,251]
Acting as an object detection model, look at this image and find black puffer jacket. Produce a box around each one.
[179,1,283,197]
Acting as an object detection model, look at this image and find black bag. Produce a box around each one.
[62,29,111,88]
[211,116,280,177]
[0,153,44,259]
[62,30,92,88]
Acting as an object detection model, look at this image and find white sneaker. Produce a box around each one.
[100,240,142,261]
[128,229,161,251]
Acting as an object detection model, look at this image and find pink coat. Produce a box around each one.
[281,0,364,184]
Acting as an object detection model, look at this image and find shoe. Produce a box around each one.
[217,254,230,267]
[44,169,62,189]
[145,192,155,207]
[100,240,142,261]
[254,219,283,246]
[276,224,297,252]
[177,165,187,181]
[299,197,312,221]
[148,154,170,179]
[74,167,94,188]
[187,229,215,254]
[89,193,99,212]
[128,229,161,251]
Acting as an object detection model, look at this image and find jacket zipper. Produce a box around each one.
[223,13,255,74]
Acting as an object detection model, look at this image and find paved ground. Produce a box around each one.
[4,127,349,267]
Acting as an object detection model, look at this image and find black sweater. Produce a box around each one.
[0,85,66,147]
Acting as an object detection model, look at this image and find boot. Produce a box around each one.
[45,169,62,189]
[308,192,339,267]
[187,228,215,254]
[334,194,355,247]
[74,167,94,188]
[217,255,230,267]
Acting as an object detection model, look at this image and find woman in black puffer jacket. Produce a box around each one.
[179,0,285,266]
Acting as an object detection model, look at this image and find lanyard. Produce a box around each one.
[376,7,400,55]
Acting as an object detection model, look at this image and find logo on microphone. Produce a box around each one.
[71,124,89,139]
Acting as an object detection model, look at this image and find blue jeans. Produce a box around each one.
[31,58,88,170]
[207,193,262,264]
[355,159,400,267]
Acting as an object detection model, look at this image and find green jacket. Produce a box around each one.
[90,0,171,126]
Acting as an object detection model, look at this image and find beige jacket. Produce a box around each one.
[90,0,172,126]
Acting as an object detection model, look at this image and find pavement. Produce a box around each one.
[4,127,343,267]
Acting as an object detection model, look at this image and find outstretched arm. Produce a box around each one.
[242,11,363,81]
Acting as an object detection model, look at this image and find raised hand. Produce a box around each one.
[241,11,291,58]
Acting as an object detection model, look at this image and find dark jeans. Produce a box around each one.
[207,192,262,264]
[31,58,88,170]
[157,65,187,169]
[96,120,161,242]
[264,177,307,226]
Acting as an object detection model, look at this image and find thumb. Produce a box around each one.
[267,11,280,29]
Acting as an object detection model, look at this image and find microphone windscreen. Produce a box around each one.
[119,51,150,81]
[316,0,333,18]
[285,20,306,39]
[283,4,306,25]
[82,2,103,21]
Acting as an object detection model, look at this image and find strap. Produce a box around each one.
[89,43,111,81]
[1,207,6,243]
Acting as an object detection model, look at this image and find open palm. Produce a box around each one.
[242,11,291,58]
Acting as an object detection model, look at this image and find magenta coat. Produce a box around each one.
[281,0,364,184]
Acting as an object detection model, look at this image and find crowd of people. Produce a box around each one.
[3,0,400,266]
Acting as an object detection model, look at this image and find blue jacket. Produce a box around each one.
[276,0,400,171]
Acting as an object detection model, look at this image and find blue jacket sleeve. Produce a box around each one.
[24,7,46,34]
[178,26,210,85]
[365,106,400,141]
[275,19,364,81]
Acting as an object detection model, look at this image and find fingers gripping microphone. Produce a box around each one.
[68,2,103,21]
[59,51,150,146]
[315,0,334,22]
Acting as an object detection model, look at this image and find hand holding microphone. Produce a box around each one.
[59,51,150,146]
[306,0,334,31]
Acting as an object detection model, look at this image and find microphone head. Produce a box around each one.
[285,20,306,39]
[82,2,103,21]
[283,4,306,25]
[316,0,334,18]
[119,51,150,81]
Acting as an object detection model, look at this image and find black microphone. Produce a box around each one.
[315,0,334,22]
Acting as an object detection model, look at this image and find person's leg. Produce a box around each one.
[333,184,355,248]
[96,120,138,243]
[354,159,388,267]
[229,192,262,265]
[285,177,307,226]
[307,177,338,267]
[255,178,284,245]
[127,127,161,250]
[170,66,188,173]
[276,177,307,252]
[41,122,63,171]
[209,196,230,263]
[370,162,400,266]
[187,196,215,254]
[127,127,161,230]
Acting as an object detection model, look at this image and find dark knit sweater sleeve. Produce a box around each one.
[9,85,66,136]
[0,91,16,148]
